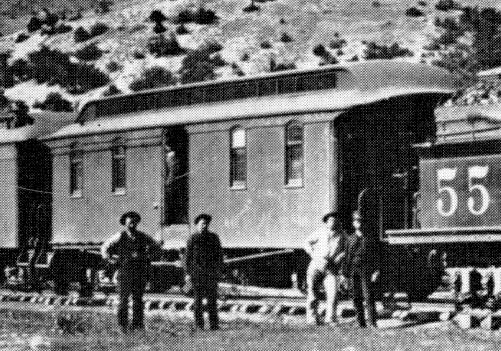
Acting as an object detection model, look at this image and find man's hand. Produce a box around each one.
[334,252,345,264]
[371,270,380,283]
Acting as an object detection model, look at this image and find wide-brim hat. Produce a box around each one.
[322,211,338,223]
[194,213,212,225]
[120,211,141,225]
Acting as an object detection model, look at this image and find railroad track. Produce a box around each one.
[2,285,501,330]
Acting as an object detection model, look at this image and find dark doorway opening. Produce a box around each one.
[335,95,437,237]
[163,127,189,225]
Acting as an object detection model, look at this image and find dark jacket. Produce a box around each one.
[185,231,223,284]
[342,232,378,277]
[102,230,159,270]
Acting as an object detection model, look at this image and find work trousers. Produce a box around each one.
[306,264,338,324]
[351,270,377,327]
[117,269,146,331]
[193,282,219,330]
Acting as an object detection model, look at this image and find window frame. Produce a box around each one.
[285,121,304,188]
[69,145,84,198]
[230,126,247,190]
[111,139,126,195]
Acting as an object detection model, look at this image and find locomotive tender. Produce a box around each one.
[0,61,456,295]
[387,102,501,294]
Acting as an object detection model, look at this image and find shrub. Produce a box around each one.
[15,33,29,43]
[102,84,122,96]
[21,46,109,93]
[74,27,91,42]
[243,4,259,12]
[133,50,146,59]
[33,92,73,112]
[153,23,167,34]
[418,1,427,6]
[435,0,460,12]
[270,58,296,72]
[176,24,190,35]
[260,41,272,49]
[148,34,185,57]
[364,42,413,59]
[68,10,83,21]
[177,7,218,25]
[27,16,43,32]
[149,10,167,23]
[312,44,328,57]
[106,61,121,72]
[41,23,73,36]
[179,44,226,84]
[241,52,250,61]
[280,32,293,43]
[96,0,113,14]
[405,7,424,17]
[74,43,103,61]
[129,66,177,91]
[329,38,346,49]
[372,1,381,7]
[90,22,109,37]
[10,59,32,81]
[279,18,286,24]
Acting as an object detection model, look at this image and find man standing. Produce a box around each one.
[185,214,223,330]
[101,211,161,333]
[341,210,377,328]
[304,211,345,325]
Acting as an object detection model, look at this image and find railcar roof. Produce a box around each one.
[45,60,456,140]
[0,112,75,144]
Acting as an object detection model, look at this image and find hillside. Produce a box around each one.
[0,0,500,112]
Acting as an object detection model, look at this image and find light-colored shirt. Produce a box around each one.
[305,228,342,271]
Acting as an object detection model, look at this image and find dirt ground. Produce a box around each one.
[0,305,501,351]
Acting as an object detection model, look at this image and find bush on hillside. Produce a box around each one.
[148,34,186,57]
[364,42,413,59]
[129,67,177,91]
[133,50,146,59]
[176,24,190,35]
[27,16,43,32]
[15,33,29,43]
[280,32,293,43]
[90,22,109,37]
[260,41,272,49]
[435,0,460,12]
[14,46,109,93]
[33,92,73,112]
[74,27,92,42]
[176,7,218,25]
[270,58,296,72]
[405,7,424,17]
[243,3,259,13]
[179,43,226,84]
[74,43,103,61]
[106,61,121,72]
[153,23,167,34]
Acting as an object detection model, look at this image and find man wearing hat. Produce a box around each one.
[304,211,346,325]
[101,211,161,333]
[340,210,377,328]
[185,213,224,330]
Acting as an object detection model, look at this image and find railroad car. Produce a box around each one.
[2,61,456,297]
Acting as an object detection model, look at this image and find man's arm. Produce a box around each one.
[101,232,121,260]
[304,232,317,257]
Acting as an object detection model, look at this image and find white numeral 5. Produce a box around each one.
[437,168,458,217]
[467,166,490,215]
